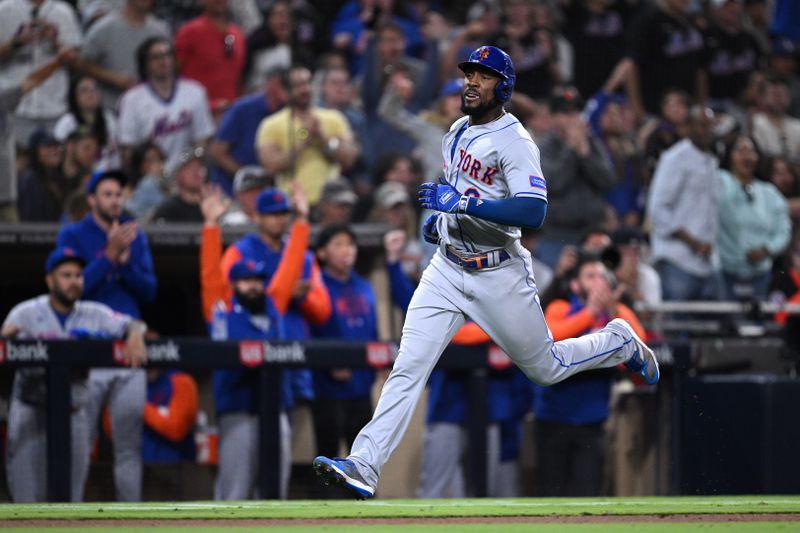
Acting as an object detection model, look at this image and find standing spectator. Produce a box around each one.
[752,78,800,160]
[623,0,706,117]
[536,253,646,496]
[378,76,464,184]
[17,131,74,221]
[142,369,199,464]
[200,183,310,500]
[174,0,246,115]
[56,169,157,501]
[2,247,146,502]
[704,0,764,112]
[314,179,357,227]
[586,89,645,226]
[537,86,616,268]
[647,106,721,301]
[767,38,800,119]
[150,147,207,223]
[561,0,637,99]
[360,23,439,161]
[117,37,215,170]
[245,0,324,92]
[640,88,689,181]
[243,0,292,92]
[309,224,377,498]
[123,141,167,220]
[219,165,271,226]
[0,0,82,142]
[319,65,373,186]
[255,65,359,204]
[766,155,800,226]
[78,0,169,109]
[209,68,288,196]
[0,46,73,222]
[494,0,563,99]
[61,128,99,187]
[718,136,791,300]
[53,75,119,169]
[331,0,423,76]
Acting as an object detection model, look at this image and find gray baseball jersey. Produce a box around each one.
[3,295,131,502]
[344,112,645,493]
[438,113,547,253]
[3,295,131,406]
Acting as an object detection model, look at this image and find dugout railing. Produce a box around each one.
[1,337,572,502]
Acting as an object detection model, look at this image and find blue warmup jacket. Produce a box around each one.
[532,295,612,425]
[142,370,196,463]
[56,214,157,318]
[310,270,377,401]
[209,296,293,415]
[231,234,316,401]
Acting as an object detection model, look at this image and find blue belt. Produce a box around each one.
[444,246,511,270]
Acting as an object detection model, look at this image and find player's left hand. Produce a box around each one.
[419,178,467,214]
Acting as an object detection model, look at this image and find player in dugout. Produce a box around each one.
[199,182,309,500]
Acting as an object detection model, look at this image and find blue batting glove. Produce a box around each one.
[418,178,468,214]
[422,213,440,244]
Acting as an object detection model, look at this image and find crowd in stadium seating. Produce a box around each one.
[2,0,800,501]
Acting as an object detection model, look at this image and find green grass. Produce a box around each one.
[0,496,799,521]
[2,524,800,533]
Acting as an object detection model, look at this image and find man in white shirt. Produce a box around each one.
[0,0,82,141]
[117,36,215,170]
[752,78,800,160]
[647,106,721,301]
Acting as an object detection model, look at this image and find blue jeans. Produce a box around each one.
[657,261,721,301]
[720,271,771,301]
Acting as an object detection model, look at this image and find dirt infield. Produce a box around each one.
[6,513,800,527]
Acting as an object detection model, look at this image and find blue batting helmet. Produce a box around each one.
[458,46,516,103]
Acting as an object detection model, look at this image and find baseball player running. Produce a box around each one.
[313,45,659,499]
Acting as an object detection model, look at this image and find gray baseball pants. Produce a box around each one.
[6,394,89,502]
[348,246,638,488]
[214,411,291,500]
[86,368,146,502]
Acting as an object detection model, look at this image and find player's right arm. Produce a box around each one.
[266,220,310,315]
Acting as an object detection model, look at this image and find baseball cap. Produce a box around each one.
[166,146,205,179]
[439,78,464,98]
[771,37,797,57]
[256,187,290,214]
[45,246,86,274]
[86,168,128,194]
[28,130,59,150]
[320,179,358,205]
[228,259,268,282]
[233,166,270,194]
[549,85,585,114]
[375,181,409,209]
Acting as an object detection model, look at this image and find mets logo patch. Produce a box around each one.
[479,47,490,60]
[529,175,547,190]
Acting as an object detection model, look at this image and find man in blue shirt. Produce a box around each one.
[209,69,288,195]
[56,169,157,502]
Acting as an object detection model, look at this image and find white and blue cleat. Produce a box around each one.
[611,318,660,385]
[312,456,375,500]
